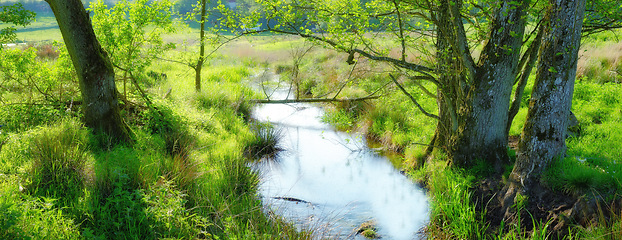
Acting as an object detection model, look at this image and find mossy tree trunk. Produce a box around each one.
[502,0,586,217]
[432,0,529,169]
[45,0,132,143]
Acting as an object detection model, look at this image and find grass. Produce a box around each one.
[3,13,622,239]
[0,31,314,239]
[4,15,62,43]
[245,122,283,160]
[410,157,489,239]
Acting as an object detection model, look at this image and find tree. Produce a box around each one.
[233,0,536,168]
[502,0,586,217]
[195,0,207,92]
[237,0,622,170]
[45,0,132,143]
[90,0,176,100]
[432,0,530,168]
[174,0,259,92]
[0,3,36,45]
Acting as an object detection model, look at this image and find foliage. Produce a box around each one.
[0,46,79,106]
[90,0,177,99]
[0,3,36,45]
[583,0,622,36]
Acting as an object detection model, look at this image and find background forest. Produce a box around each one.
[1,0,622,239]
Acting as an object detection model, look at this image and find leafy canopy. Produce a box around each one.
[89,0,177,74]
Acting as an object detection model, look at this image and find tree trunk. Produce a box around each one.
[433,0,528,168]
[502,0,586,217]
[45,0,132,143]
[195,0,207,92]
[507,26,545,134]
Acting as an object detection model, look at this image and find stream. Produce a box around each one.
[252,81,429,239]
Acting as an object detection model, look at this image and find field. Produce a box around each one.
[2,11,622,239]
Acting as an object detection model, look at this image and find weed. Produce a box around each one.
[0,189,81,239]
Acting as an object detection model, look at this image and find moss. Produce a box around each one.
[356,220,380,239]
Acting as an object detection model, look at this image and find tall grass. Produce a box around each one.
[411,158,489,239]
[245,122,283,160]
[0,36,312,239]
[26,119,89,206]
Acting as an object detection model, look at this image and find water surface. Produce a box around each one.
[253,92,429,239]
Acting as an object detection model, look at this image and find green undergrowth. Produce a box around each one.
[409,158,573,240]
[0,47,310,239]
[410,157,488,239]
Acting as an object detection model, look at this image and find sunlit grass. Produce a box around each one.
[0,32,312,238]
[3,20,622,239]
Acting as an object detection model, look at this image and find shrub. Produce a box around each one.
[35,43,60,60]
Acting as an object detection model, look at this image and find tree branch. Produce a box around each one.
[265,28,435,78]
[389,74,439,120]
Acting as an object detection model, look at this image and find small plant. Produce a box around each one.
[0,187,82,239]
[356,220,380,239]
[245,122,283,160]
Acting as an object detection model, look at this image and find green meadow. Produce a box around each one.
[2,9,622,240]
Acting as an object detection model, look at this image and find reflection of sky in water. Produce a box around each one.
[253,101,429,240]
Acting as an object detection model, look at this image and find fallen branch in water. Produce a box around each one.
[273,196,311,204]
[249,95,380,104]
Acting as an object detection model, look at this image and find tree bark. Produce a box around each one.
[45,0,132,143]
[434,0,529,168]
[502,0,586,217]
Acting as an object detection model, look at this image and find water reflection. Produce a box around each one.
[253,100,429,240]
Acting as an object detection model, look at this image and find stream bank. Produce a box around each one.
[251,86,429,239]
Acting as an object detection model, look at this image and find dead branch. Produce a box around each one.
[249,95,380,104]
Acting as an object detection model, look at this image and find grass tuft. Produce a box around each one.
[27,119,89,204]
[245,122,283,160]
